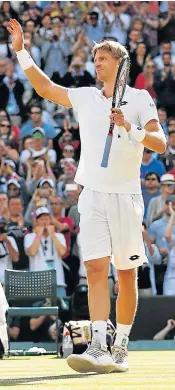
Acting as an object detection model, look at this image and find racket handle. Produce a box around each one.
[101,134,113,168]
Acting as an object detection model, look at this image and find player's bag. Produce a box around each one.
[61,319,116,357]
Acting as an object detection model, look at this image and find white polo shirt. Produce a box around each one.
[0,237,18,284]
[24,233,66,287]
[68,86,159,194]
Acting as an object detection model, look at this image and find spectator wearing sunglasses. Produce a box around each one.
[142,172,160,220]
[141,148,166,184]
[147,174,175,227]
[20,104,58,140]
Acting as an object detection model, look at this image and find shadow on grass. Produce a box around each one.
[0,373,98,386]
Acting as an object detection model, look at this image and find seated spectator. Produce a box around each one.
[159,127,175,171]
[0,119,18,150]
[104,2,131,45]
[130,42,148,86]
[126,29,143,55]
[84,11,105,43]
[29,298,59,343]
[20,127,57,167]
[50,196,74,259]
[159,3,175,51]
[0,109,20,142]
[62,56,95,88]
[0,60,25,125]
[41,23,70,78]
[154,53,175,117]
[134,61,157,100]
[142,172,160,220]
[163,200,175,296]
[58,130,80,161]
[139,223,161,296]
[141,148,166,183]
[24,207,67,297]
[147,173,175,227]
[0,192,9,220]
[1,1,18,20]
[20,104,58,140]
[7,178,21,199]
[153,319,175,340]
[7,196,29,271]
[154,41,175,70]
[57,162,77,198]
[23,31,41,67]
[0,216,19,286]
[24,177,56,227]
[157,107,168,136]
[2,159,29,209]
[0,139,19,163]
[59,144,76,168]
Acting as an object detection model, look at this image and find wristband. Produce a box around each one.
[35,234,41,241]
[16,48,34,70]
[128,124,146,143]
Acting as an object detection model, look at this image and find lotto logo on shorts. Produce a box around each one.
[129,255,140,261]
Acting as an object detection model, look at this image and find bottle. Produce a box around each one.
[62,325,73,358]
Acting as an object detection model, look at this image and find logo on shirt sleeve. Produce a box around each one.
[149,103,155,107]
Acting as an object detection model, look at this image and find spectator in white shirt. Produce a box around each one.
[104,2,131,45]
[163,201,175,295]
[24,207,67,297]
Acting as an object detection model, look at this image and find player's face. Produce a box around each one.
[94,50,119,83]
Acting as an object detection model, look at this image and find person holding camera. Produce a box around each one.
[24,206,67,298]
[0,216,19,286]
[24,177,56,228]
[62,56,95,88]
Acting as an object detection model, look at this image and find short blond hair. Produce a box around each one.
[92,40,129,60]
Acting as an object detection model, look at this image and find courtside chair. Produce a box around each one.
[5,269,59,356]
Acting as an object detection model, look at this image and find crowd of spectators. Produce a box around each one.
[0,1,175,343]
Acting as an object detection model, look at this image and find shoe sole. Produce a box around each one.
[67,355,116,374]
[111,365,129,373]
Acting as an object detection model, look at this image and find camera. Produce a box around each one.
[0,226,7,234]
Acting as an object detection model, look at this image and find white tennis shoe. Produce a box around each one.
[111,346,129,372]
[67,342,116,374]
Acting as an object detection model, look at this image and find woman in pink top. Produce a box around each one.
[134,61,157,100]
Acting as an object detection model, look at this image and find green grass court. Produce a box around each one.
[0,351,174,389]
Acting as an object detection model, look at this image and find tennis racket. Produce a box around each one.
[101,54,130,168]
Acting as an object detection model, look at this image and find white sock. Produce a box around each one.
[114,323,132,349]
[92,320,107,345]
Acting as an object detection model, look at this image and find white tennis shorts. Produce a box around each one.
[78,188,148,270]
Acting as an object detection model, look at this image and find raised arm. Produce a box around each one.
[7,19,72,108]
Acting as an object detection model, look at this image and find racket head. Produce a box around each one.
[112,54,130,109]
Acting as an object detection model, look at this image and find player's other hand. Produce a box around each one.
[7,19,24,52]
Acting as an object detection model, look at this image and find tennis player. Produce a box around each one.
[8,19,166,374]
[0,283,8,357]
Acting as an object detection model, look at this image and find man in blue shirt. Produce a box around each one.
[142,172,160,220]
[20,104,58,139]
[141,148,166,182]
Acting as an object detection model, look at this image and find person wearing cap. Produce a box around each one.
[20,127,57,167]
[24,206,67,297]
[147,173,175,227]
[141,148,166,183]
[2,160,29,212]
[0,216,19,286]
[20,104,58,140]
[7,178,21,198]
